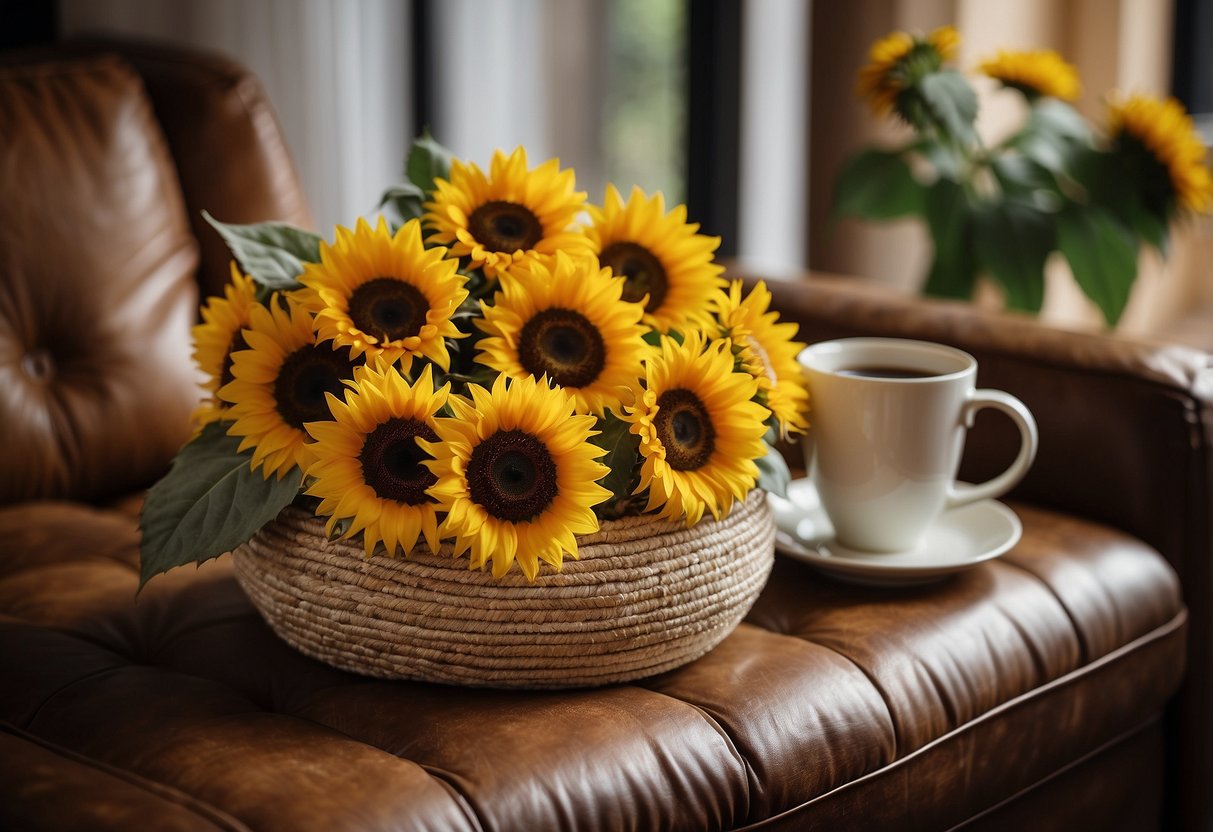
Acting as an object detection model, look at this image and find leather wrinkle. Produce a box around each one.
[1001,556,1094,664]
[729,608,1186,831]
[1,720,255,832]
[410,764,489,832]
[20,659,129,731]
[633,682,755,818]
[766,614,903,764]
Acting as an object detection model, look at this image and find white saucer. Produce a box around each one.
[768,478,1022,586]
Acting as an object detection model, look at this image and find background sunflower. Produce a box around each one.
[978,49,1081,101]
[624,331,769,526]
[1107,94,1213,215]
[584,184,724,333]
[856,25,959,119]
[837,25,1213,326]
[422,146,593,280]
[300,216,467,370]
[475,251,648,416]
[422,373,611,580]
[305,363,449,557]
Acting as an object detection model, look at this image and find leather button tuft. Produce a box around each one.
[21,349,55,382]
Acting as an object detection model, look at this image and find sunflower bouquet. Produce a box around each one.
[138,136,808,587]
[834,25,1213,325]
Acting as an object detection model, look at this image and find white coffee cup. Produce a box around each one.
[798,337,1038,553]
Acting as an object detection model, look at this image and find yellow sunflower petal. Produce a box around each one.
[584,184,724,332]
[427,373,610,580]
[622,331,770,526]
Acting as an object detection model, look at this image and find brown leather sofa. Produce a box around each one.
[0,41,1203,831]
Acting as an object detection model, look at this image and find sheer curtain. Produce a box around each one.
[59,0,414,236]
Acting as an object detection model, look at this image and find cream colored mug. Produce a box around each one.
[798,338,1038,553]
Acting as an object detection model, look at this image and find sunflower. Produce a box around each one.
[623,331,770,527]
[475,252,648,416]
[584,184,724,332]
[856,25,960,117]
[421,373,611,580]
[190,262,259,426]
[299,216,467,369]
[978,49,1081,102]
[712,280,810,439]
[423,146,594,280]
[304,363,449,557]
[219,298,358,479]
[1107,94,1213,214]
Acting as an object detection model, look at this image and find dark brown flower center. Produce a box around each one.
[654,388,715,471]
[359,418,439,505]
[468,200,544,253]
[273,345,357,429]
[1113,132,1174,216]
[600,242,667,312]
[467,429,558,522]
[220,330,249,389]
[347,278,430,342]
[517,308,606,388]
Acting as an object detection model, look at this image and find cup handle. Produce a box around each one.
[945,389,1039,510]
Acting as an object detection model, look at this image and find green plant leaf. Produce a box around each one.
[406,131,453,194]
[921,178,978,299]
[202,212,323,292]
[1124,197,1171,255]
[379,182,426,228]
[919,70,978,143]
[755,440,791,499]
[138,422,302,587]
[591,414,642,503]
[832,149,925,220]
[1056,207,1139,326]
[972,200,1054,313]
[1015,104,1093,177]
[991,154,1059,196]
[1031,99,1092,142]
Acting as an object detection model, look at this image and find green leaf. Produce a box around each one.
[1124,197,1170,255]
[1031,99,1092,143]
[972,200,1055,313]
[202,212,323,292]
[139,422,303,587]
[832,149,925,220]
[379,183,426,228]
[406,131,454,194]
[918,70,978,143]
[991,154,1057,191]
[909,139,963,180]
[1056,207,1139,326]
[755,440,791,499]
[921,178,978,299]
[591,414,642,503]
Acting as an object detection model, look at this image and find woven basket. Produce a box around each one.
[231,489,776,688]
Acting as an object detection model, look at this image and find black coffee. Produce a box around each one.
[835,365,940,379]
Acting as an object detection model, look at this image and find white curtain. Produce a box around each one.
[738,0,811,274]
[59,0,413,237]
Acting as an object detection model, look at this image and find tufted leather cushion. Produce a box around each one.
[0,56,200,505]
[98,39,315,299]
[0,498,1184,830]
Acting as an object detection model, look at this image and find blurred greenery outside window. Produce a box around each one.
[603,0,687,203]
